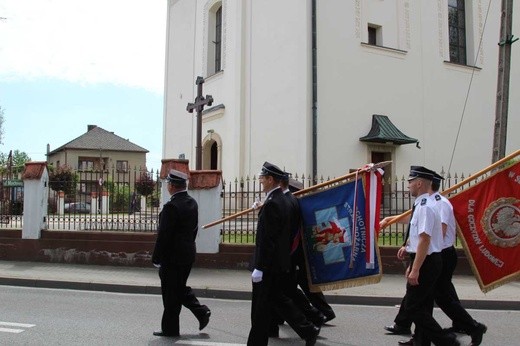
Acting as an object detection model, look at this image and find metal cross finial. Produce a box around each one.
[186,76,214,170]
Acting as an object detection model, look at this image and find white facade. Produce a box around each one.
[163,0,520,181]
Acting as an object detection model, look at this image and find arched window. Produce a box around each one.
[210,142,218,170]
[207,2,223,75]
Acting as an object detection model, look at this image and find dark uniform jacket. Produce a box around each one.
[152,191,198,266]
[284,191,302,253]
[253,187,291,273]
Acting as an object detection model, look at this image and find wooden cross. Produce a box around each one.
[186,76,213,170]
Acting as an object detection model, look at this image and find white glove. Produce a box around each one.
[251,269,263,283]
[251,200,263,210]
[153,263,161,268]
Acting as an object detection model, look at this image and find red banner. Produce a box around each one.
[449,161,520,292]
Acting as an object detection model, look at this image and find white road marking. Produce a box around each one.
[0,321,35,334]
[0,321,36,328]
[176,341,245,346]
[0,327,24,333]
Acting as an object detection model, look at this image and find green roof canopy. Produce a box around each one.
[359,114,418,145]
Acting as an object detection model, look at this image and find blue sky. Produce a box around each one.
[0,0,167,170]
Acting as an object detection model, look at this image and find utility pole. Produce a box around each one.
[492,0,517,162]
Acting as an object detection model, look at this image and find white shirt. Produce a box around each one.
[406,193,443,255]
[431,192,457,249]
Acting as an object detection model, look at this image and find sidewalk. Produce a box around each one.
[0,260,518,310]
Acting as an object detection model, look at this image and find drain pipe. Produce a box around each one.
[311,0,318,183]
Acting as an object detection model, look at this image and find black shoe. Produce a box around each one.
[304,326,320,346]
[268,330,279,338]
[198,310,211,331]
[443,326,466,334]
[153,330,179,337]
[310,313,328,327]
[469,323,487,346]
[323,311,336,323]
[397,337,414,346]
[384,324,412,335]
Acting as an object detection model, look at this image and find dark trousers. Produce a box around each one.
[159,264,209,335]
[435,246,478,333]
[271,266,325,328]
[248,270,317,346]
[394,247,478,335]
[404,252,455,346]
[294,248,335,319]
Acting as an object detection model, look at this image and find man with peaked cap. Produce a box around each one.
[269,173,328,331]
[283,174,334,325]
[429,173,487,346]
[152,169,210,337]
[248,162,320,346]
[397,166,459,345]
[383,171,486,346]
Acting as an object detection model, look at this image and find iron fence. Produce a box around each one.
[220,170,496,246]
[47,166,162,232]
[0,170,24,230]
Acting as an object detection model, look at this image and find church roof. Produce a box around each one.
[359,114,418,145]
[48,125,149,155]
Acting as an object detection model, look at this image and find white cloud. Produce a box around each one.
[0,0,166,94]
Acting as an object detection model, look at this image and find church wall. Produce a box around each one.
[245,0,313,177]
[315,0,517,178]
[163,0,198,164]
[164,0,520,181]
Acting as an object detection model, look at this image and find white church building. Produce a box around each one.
[162,0,519,182]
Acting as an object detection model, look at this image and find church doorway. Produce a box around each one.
[203,139,219,170]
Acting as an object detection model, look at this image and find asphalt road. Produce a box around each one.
[1,285,518,345]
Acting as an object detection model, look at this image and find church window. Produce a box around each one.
[367,24,382,46]
[207,2,223,75]
[448,0,467,65]
[214,7,222,73]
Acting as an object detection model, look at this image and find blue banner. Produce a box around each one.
[298,178,382,291]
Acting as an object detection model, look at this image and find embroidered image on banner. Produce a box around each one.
[298,175,382,292]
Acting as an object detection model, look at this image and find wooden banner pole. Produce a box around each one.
[382,149,520,227]
[202,161,392,229]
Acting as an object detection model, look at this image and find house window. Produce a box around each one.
[207,2,223,75]
[367,24,382,46]
[448,0,466,65]
[78,160,94,171]
[116,160,128,173]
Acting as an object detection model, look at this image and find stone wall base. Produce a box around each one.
[0,230,472,275]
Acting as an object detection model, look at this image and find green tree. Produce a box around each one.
[0,106,4,145]
[134,172,155,196]
[0,150,31,175]
[48,165,77,195]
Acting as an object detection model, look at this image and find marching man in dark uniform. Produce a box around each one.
[152,169,211,337]
[248,162,320,346]
[280,174,331,327]
[398,166,460,346]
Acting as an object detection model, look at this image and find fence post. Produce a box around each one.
[189,170,222,254]
[91,192,98,215]
[22,162,49,239]
[101,191,109,213]
[57,191,65,215]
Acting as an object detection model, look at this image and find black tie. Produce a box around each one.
[402,203,416,247]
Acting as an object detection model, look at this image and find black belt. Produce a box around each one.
[409,252,441,260]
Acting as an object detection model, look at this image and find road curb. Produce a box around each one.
[1,277,518,311]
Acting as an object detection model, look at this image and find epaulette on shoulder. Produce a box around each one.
[420,198,427,205]
[435,195,441,201]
